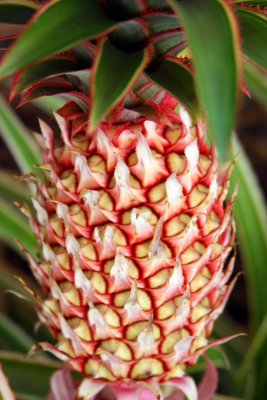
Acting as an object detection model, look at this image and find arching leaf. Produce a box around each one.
[231,136,267,332]
[0,0,38,24]
[0,0,117,79]
[0,352,60,399]
[236,7,267,69]
[11,55,80,99]
[244,58,267,110]
[90,39,150,128]
[146,56,198,115]
[0,95,41,175]
[168,0,240,160]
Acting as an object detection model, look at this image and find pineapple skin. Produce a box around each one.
[26,101,236,393]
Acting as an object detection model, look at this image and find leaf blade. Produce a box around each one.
[0,95,41,175]
[0,364,15,400]
[168,0,240,160]
[11,56,80,98]
[0,198,37,255]
[0,171,30,204]
[0,0,117,78]
[146,56,198,115]
[244,58,267,110]
[231,135,267,331]
[90,39,150,128]
[236,7,267,70]
[0,351,60,399]
[0,313,34,353]
[0,1,38,24]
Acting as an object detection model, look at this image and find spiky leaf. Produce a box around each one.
[11,56,80,99]
[231,136,267,331]
[146,56,198,114]
[244,58,267,110]
[168,0,240,160]
[0,352,60,399]
[90,39,150,128]
[0,0,117,78]
[0,0,38,24]
[0,95,41,175]
[236,7,267,69]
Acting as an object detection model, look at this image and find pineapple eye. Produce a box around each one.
[128,151,138,166]
[189,184,209,207]
[161,329,189,354]
[85,360,115,381]
[126,322,161,341]
[165,127,182,145]
[69,204,87,226]
[71,132,89,151]
[164,213,191,237]
[148,182,166,203]
[49,213,64,237]
[60,170,77,192]
[79,239,97,261]
[68,318,92,341]
[130,359,164,380]
[59,282,81,306]
[53,245,71,269]
[181,241,205,265]
[166,153,186,174]
[88,154,106,174]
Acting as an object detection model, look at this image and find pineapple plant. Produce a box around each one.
[0,0,267,399]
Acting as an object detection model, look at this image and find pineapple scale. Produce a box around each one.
[28,103,236,384]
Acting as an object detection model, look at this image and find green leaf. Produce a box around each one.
[0,263,52,343]
[214,314,248,369]
[147,0,171,10]
[244,58,267,110]
[11,56,79,98]
[188,348,227,375]
[67,70,91,95]
[0,264,33,299]
[234,0,267,4]
[0,198,37,255]
[109,20,150,52]
[90,39,150,128]
[153,31,185,56]
[236,7,267,69]
[213,396,243,400]
[0,171,30,204]
[0,95,41,175]
[0,351,60,399]
[146,56,198,115]
[19,80,73,107]
[168,0,240,160]
[33,96,66,113]
[144,13,180,32]
[231,136,267,331]
[0,1,38,24]
[237,314,267,385]
[0,313,34,353]
[0,0,117,79]
[101,0,145,20]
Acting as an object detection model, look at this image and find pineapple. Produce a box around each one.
[22,97,236,399]
[1,1,242,398]
[2,0,267,397]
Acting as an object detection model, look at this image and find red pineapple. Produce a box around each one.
[22,96,237,399]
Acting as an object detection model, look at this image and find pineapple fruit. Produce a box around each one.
[23,97,236,399]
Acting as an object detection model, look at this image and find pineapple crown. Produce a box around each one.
[6,0,193,122]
